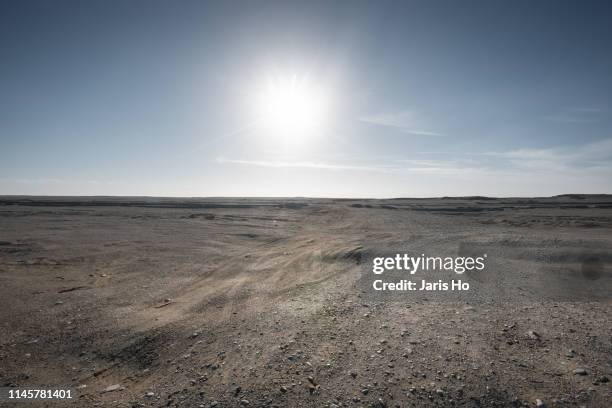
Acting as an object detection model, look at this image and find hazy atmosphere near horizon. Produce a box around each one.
[1,0,612,197]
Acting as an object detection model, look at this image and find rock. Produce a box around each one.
[361,388,369,395]
[239,399,250,406]
[573,368,588,375]
[102,384,123,393]
[280,385,287,392]
[209,402,218,407]
[233,386,242,396]
[144,392,154,397]
[535,399,546,407]
[376,398,387,408]
[350,371,357,378]
[597,375,609,383]
[527,330,540,340]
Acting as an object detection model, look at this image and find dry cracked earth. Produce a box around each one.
[0,195,611,407]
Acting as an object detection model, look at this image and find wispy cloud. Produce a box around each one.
[216,157,394,173]
[217,156,489,176]
[217,139,612,179]
[543,107,606,124]
[486,138,612,173]
[0,178,114,185]
[359,110,443,136]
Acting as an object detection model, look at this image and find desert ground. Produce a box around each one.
[0,195,610,407]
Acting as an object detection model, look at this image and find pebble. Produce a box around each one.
[535,399,546,407]
[573,368,588,375]
[527,330,540,340]
[102,384,123,393]
[144,392,154,397]
[239,399,249,406]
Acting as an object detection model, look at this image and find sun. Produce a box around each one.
[255,75,327,140]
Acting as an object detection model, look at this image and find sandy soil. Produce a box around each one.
[0,195,610,407]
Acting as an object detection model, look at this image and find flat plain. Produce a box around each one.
[0,195,610,407]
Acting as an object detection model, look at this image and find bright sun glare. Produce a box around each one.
[255,75,327,140]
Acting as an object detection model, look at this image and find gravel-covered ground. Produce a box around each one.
[0,195,610,407]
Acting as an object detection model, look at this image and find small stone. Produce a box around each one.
[239,399,250,406]
[573,368,588,375]
[102,384,122,393]
[535,399,546,407]
[527,330,540,340]
[597,376,609,383]
[361,388,369,395]
[280,385,287,392]
[145,392,154,397]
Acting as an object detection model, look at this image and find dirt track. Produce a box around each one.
[0,196,611,407]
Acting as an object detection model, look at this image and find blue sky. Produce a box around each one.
[1,0,611,197]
